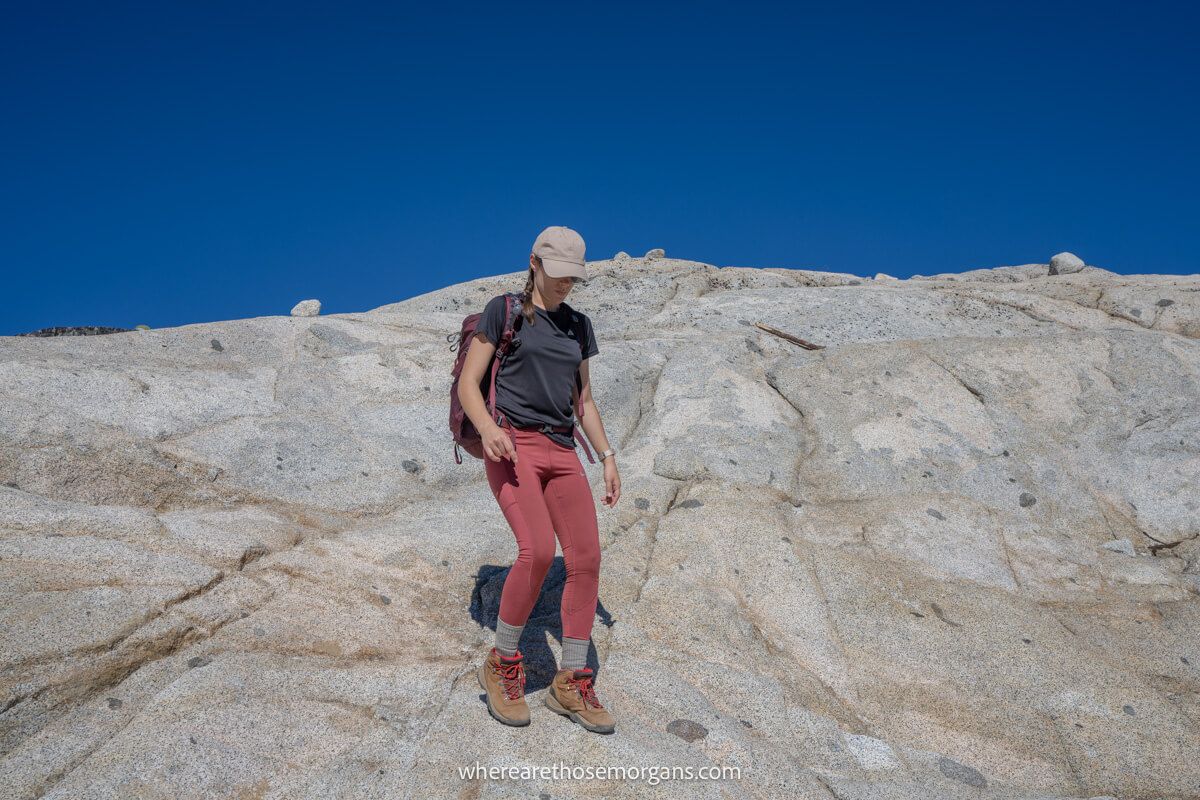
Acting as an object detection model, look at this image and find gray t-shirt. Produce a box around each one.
[477,293,599,449]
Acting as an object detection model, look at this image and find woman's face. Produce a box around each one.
[530,255,577,302]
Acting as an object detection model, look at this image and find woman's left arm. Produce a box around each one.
[576,358,620,508]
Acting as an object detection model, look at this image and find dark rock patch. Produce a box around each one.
[938,756,986,787]
[666,719,709,742]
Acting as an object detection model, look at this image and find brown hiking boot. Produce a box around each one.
[477,647,530,726]
[544,667,615,734]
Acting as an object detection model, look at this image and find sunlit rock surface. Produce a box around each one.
[2,255,1198,799]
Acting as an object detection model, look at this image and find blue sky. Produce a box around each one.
[3,1,1197,335]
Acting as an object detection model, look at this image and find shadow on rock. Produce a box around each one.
[470,558,614,693]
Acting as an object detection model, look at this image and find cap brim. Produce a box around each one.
[541,258,588,282]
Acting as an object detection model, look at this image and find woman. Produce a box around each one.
[457,225,621,735]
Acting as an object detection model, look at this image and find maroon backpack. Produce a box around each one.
[448,291,596,465]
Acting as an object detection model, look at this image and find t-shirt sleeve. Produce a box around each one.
[477,295,507,346]
[581,314,599,359]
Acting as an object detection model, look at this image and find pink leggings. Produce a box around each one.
[485,421,601,641]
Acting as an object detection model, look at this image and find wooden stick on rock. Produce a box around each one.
[754,322,825,350]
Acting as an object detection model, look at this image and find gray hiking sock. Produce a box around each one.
[495,617,524,657]
[560,636,590,671]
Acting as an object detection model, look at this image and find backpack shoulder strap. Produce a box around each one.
[503,291,525,337]
[494,292,525,352]
[486,292,525,428]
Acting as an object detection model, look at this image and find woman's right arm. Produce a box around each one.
[458,332,519,463]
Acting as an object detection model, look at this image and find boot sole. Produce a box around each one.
[544,687,615,734]
[477,665,530,726]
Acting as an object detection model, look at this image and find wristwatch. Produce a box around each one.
[597,448,616,462]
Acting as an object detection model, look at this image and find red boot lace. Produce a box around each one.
[494,659,526,700]
[568,672,604,709]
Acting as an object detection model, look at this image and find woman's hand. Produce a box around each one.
[601,458,620,507]
[482,423,518,463]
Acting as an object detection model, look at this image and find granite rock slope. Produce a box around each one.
[1,255,1199,799]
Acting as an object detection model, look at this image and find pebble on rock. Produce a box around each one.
[1048,252,1085,275]
[666,719,708,742]
[291,299,321,317]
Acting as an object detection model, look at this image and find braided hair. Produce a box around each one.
[520,257,540,325]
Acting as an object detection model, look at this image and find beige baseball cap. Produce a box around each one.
[532,225,588,282]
